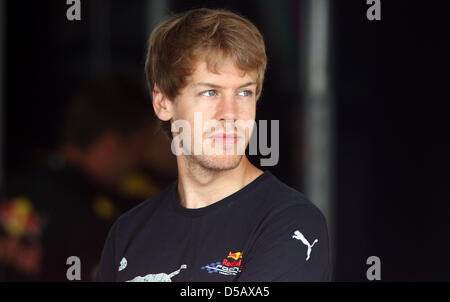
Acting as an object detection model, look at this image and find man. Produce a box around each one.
[0,76,166,281]
[97,8,331,282]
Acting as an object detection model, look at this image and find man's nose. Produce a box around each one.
[216,93,238,121]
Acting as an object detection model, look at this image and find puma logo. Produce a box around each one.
[126,264,187,282]
[292,230,318,261]
[118,257,127,272]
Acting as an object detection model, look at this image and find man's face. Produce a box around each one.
[169,56,258,171]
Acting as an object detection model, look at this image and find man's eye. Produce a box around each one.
[238,90,253,97]
[201,90,217,97]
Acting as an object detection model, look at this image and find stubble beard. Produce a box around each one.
[186,152,244,172]
[178,127,250,173]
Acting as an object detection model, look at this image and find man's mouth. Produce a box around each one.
[208,133,241,144]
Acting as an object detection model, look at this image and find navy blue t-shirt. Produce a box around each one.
[96,171,332,282]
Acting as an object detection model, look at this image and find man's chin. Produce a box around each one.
[192,154,243,171]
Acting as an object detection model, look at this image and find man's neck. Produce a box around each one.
[176,156,263,209]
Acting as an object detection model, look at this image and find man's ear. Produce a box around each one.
[152,85,173,122]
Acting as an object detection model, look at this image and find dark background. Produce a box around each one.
[3,0,450,281]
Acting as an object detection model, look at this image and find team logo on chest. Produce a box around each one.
[201,251,244,276]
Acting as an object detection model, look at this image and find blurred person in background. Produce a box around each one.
[0,76,176,281]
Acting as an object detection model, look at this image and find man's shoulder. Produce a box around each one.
[261,172,318,210]
[253,172,327,229]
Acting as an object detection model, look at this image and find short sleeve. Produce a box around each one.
[236,204,332,282]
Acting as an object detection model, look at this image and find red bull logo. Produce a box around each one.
[201,251,244,276]
[227,252,243,261]
[0,196,44,275]
[223,251,243,268]
[0,197,44,238]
